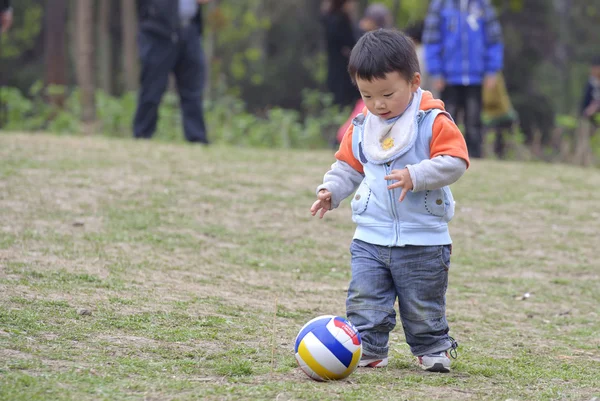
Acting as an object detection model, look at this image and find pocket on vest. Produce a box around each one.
[442,187,455,221]
[424,187,455,222]
[351,182,371,215]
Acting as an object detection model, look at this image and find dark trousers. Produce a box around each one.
[133,24,208,143]
[442,85,482,158]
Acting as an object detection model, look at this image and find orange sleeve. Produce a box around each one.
[430,114,471,168]
[334,123,364,174]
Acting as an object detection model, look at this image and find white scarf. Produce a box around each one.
[362,89,422,163]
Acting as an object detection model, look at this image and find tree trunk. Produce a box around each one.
[554,0,571,114]
[204,0,218,102]
[76,0,96,124]
[391,0,401,26]
[44,0,68,107]
[110,0,122,95]
[121,0,139,92]
[97,0,112,94]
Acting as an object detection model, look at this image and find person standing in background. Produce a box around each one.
[581,57,600,126]
[133,0,211,144]
[423,0,504,158]
[322,0,361,109]
[0,0,13,33]
[335,2,393,144]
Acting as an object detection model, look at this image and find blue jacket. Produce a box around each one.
[423,0,504,86]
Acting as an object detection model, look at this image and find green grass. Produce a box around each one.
[1,132,600,400]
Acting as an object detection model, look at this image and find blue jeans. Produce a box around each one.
[346,239,453,358]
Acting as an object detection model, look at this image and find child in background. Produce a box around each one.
[482,72,518,158]
[311,29,469,372]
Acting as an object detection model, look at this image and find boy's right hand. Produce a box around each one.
[310,189,332,219]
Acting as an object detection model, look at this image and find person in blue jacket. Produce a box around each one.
[423,0,504,158]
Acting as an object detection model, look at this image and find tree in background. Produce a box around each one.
[75,0,95,125]
[43,0,67,108]
[0,0,598,157]
[121,0,138,92]
[0,0,43,91]
[97,0,113,94]
[366,0,426,28]
[497,0,557,152]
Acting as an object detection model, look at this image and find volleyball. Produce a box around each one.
[294,315,362,381]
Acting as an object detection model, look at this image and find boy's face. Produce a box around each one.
[356,72,421,119]
[591,65,600,80]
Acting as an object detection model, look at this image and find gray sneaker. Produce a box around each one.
[418,351,451,372]
[419,337,459,373]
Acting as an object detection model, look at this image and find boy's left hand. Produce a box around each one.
[385,168,413,202]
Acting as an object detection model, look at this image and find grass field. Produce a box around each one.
[1,133,599,401]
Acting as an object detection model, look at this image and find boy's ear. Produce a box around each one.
[411,73,421,91]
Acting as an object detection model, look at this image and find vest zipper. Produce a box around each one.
[384,163,399,246]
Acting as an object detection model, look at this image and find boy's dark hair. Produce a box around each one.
[348,29,420,84]
[592,56,600,67]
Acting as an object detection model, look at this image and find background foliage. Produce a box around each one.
[0,0,599,154]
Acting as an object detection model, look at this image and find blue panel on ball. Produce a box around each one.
[311,325,354,368]
[294,317,330,352]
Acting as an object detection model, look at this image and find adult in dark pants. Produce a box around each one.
[134,0,211,144]
[423,0,504,158]
[0,0,12,33]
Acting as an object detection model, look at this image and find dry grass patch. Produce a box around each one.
[1,133,599,401]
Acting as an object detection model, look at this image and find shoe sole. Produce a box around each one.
[358,360,388,368]
[423,362,450,373]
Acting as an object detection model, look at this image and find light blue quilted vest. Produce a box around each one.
[350,92,456,247]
